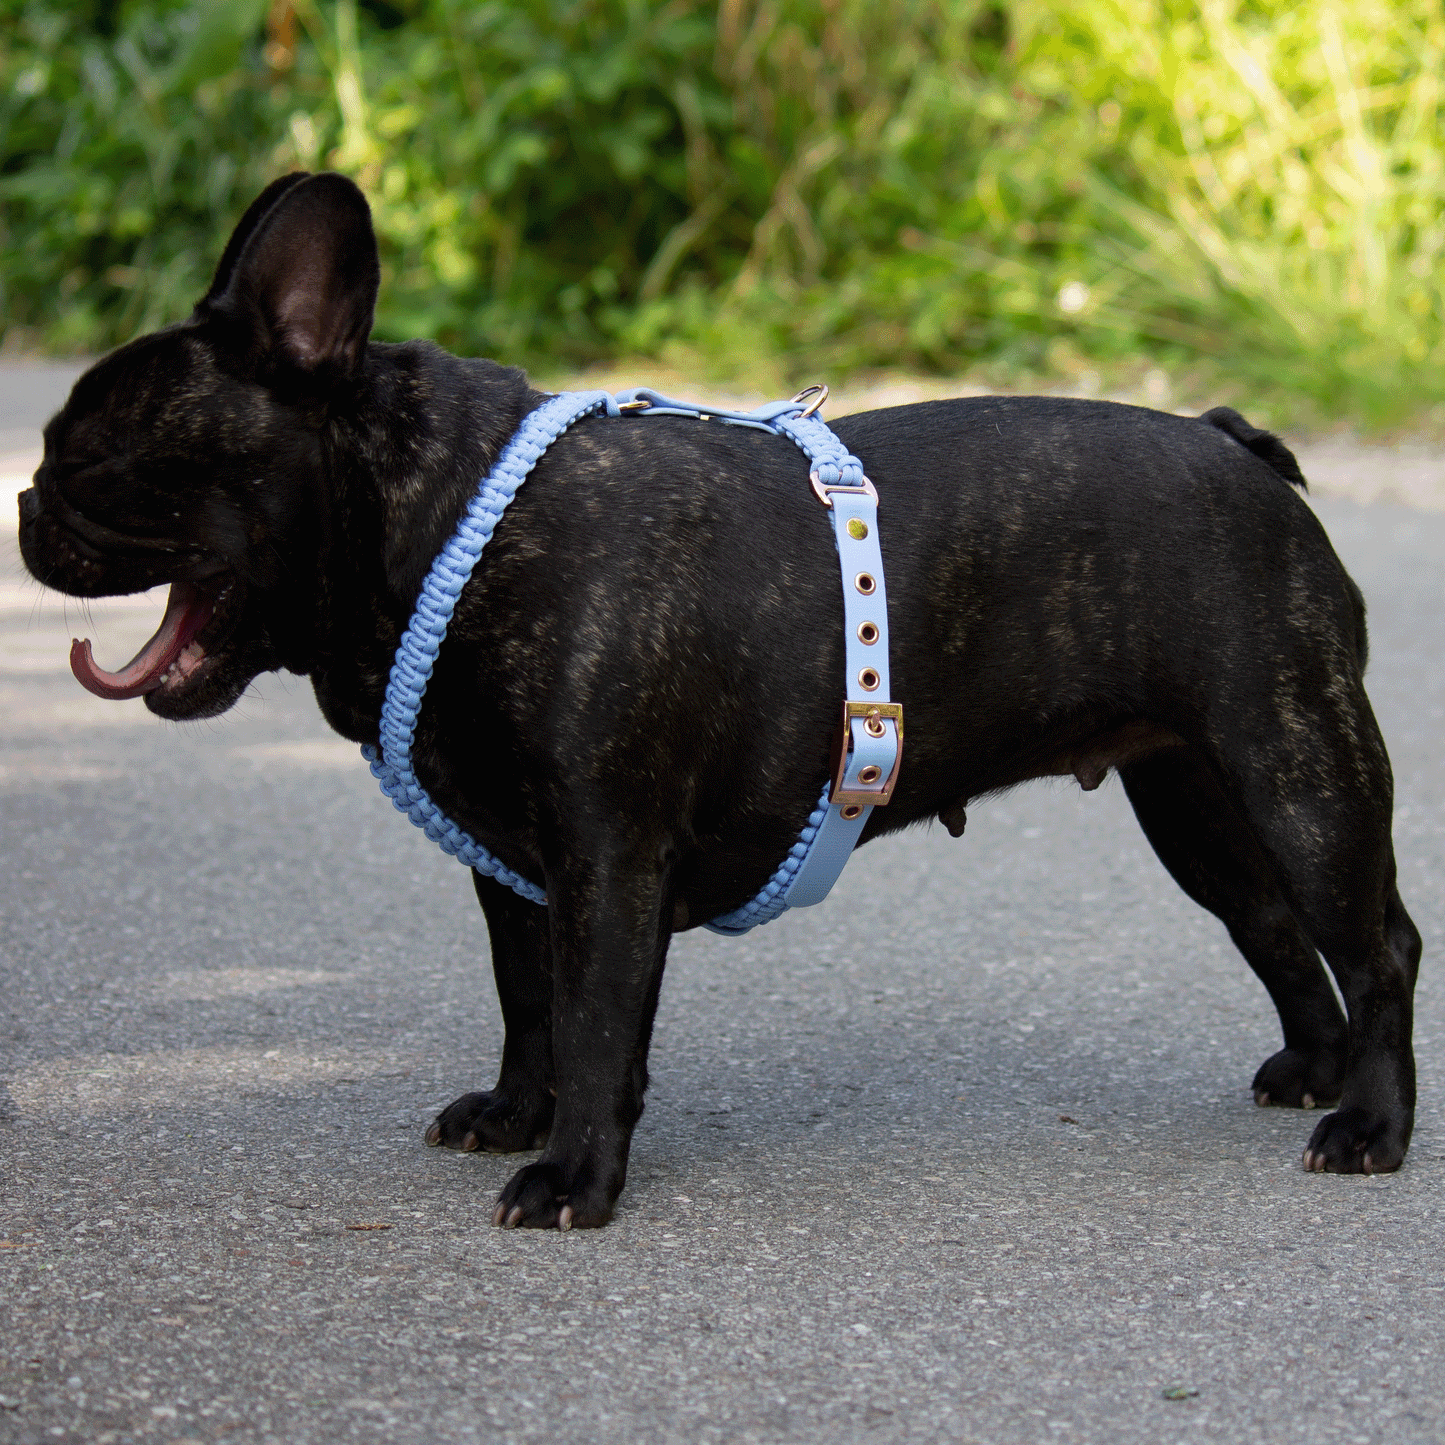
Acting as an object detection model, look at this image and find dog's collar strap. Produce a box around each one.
[361,386,902,936]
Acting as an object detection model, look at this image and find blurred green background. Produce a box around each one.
[2,0,1443,427]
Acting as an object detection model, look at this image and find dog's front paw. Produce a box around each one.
[1302,1106,1407,1174]
[1252,1047,1345,1109]
[493,1159,617,1230]
[425,1090,553,1154]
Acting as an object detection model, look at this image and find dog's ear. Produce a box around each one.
[200,171,314,306]
[202,172,380,385]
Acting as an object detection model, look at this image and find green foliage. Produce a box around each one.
[1031,0,1445,423]
[0,0,280,349]
[3,0,1445,424]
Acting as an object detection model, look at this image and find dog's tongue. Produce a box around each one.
[69,582,215,700]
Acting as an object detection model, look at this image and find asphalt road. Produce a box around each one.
[2,362,1443,1445]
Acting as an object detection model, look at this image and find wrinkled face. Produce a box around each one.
[18,329,320,719]
[17,169,379,721]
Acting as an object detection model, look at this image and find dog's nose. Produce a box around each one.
[17,486,40,525]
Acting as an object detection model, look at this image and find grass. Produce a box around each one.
[2,0,1444,430]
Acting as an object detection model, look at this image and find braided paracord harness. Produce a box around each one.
[360,385,903,936]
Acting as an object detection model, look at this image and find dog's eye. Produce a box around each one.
[52,456,113,484]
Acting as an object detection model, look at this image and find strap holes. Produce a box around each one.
[840,804,864,820]
[857,621,879,645]
[855,572,876,595]
[858,667,881,691]
[857,765,882,785]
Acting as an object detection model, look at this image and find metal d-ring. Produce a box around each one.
[790,384,829,418]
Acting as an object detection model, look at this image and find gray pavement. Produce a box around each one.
[2,363,1444,1444]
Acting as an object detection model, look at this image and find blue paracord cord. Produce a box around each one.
[701,783,833,934]
[361,389,620,905]
[363,388,877,934]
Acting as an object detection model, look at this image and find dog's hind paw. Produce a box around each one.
[492,1159,616,1230]
[426,1090,553,1154]
[1302,1106,1408,1174]
[1251,1047,1345,1110]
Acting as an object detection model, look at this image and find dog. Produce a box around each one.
[18,172,1420,1228]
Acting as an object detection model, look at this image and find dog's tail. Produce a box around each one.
[1200,406,1306,491]
[1200,406,1364,666]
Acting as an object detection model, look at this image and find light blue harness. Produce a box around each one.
[361,386,903,936]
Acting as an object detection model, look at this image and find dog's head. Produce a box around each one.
[18,172,381,719]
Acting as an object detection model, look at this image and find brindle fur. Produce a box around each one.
[18,173,1419,1228]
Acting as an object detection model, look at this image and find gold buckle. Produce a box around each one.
[829,701,904,807]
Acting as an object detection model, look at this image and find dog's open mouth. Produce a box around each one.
[70,577,238,701]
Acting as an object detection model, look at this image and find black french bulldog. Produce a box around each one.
[19,172,1420,1228]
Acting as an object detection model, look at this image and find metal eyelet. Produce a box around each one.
[855,572,876,595]
[857,765,882,785]
[858,667,880,691]
[840,803,864,820]
[857,621,879,645]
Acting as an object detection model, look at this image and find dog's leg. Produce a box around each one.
[491,837,672,1229]
[1148,696,1417,1173]
[1235,731,1419,1173]
[1297,878,1420,1173]
[426,873,556,1153]
[1120,751,1349,1107]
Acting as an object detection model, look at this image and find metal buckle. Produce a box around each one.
[829,701,904,807]
[810,470,878,509]
[618,398,652,412]
[790,383,829,418]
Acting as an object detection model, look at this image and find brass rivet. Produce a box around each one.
[847,518,868,540]
[858,667,880,691]
[858,765,882,785]
[840,803,864,820]
[855,572,876,595]
[857,621,879,645]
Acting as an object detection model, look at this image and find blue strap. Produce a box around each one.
[705,412,901,932]
[363,387,901,936]
[360,389,621,904]
[612,387,809,431]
